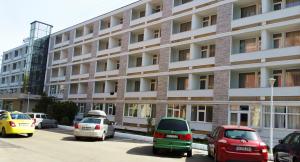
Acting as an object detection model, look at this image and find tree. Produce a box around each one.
[33,93,54,113]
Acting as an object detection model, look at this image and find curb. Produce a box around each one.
[58,125,273,160]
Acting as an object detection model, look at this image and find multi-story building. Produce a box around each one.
[0,21,52,111]
[45,0,300,144]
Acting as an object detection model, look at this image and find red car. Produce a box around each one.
[207,125,268,162]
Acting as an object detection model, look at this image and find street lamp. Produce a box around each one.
[27,92,30,113]
[269,78,276,154]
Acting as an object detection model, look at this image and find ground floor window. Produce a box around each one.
[167,104,186,119]
[93,103,116,116]
[124,104,156,118]
[263,106,300,129]
[191,105,213,122]
[229,105,261,127]
[76,103,86,113]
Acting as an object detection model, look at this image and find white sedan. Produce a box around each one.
[74,117,115,141]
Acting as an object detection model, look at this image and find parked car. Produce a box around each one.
[152,117,193,157]
[26,113,58,129]
[207,125,268,162]
[0,111,35,137]
[273,131,300,162]
[74,110,115,141]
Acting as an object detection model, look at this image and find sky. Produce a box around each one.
[0,0,138,55]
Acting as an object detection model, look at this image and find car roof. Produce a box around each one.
[221,125,256,131]
[160,117,187,121]
[87,110,107,117]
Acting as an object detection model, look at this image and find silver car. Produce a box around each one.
[74,117,115,141]
[27,113,58,129]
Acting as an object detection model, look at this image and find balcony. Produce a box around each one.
[98,24,122,36]
[70,73,89,80]
[50,76,66,82]
[169,57,214,69]
[171,25,216,41]
[231,46,300,63]
[68,94,88,98]
[94,70,119,77]
[72,53,91,61]
[93,92,117,98]
[125,91,157,98]
[130,12,162,26]
[232,5,300,29]
[97,46,121,56]
[128,38,160,50]
[52,58,68,65]
[54,41,70,48]
[127,64,159,74]
[173,0,212,13]
[229,87,300,97]
[167,89,213,97]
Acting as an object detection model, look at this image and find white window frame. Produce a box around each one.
[191,105,212,123]
[229,105,251,127]
[167,104,186,119]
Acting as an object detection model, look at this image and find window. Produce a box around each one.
[180,21,191,32]
[77,103,86,113]
[105,104,116,116]
[154,30,161,38]
[211,15,217,25]
[178,49,190,61]
[4,54,8,60]
[136,57,142,67]
[167,104,186,119]
[209,45,215,57]
[12,63,17,70]
[152,55,158,64]
[241,5,257,18]
[273,33,283,48]
[150,79,156,91]
[286,0,300,8]
[200,76,207,89]
[240,38,260,53]
[182,0,192,4]
[137,34,144,42]
[285,30,300,47]
[152,5,161,13]
[177,77,188,90]
[93,103,104,111]
[139,11,145,18]
[118,39,122,46]
[273,70,283,87]
[263,106,300,129]
[134,81,140,92]
[50,85,57,95]
[124,104,138,117]
[1,78,5,84]
[201,46,208,58]
[230,105,250,126]
[286,69,300,86]
[202,17,209,27]
[239,73,257,88]
[119,18,123,24]
[273,0,283,10]
[114,82,118,92]
[191,105,213,122]
[116,61,120,70]
[14,51,18,57]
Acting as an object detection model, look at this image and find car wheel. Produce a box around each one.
[1,128,6,138]
[101,132,106,141]
[27,133,33,137]
[75,136,80,141]
[187,149,192,157]
[273,153,278,162]
[37,123,42,129]
[152,146,158,155]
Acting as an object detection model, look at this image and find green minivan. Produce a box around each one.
[152,117,193,157]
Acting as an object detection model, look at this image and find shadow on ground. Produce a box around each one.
[39,128,73,135]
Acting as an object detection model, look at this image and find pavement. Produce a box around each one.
[0,128,213,162]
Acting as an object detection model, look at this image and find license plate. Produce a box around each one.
[236,146,252,152]
[82,127,92,130]
[19,123,29,127]
[166,135,178,138]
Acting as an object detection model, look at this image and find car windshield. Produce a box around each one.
[225,129,258,141]
[80,118,101,124]
[157,119,188,131]
[10,114,31,120]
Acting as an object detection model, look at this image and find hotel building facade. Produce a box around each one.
[45,0,300,143]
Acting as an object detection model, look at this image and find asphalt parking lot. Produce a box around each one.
[0,128,213,162]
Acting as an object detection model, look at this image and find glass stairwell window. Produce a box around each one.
[241,5,257,18]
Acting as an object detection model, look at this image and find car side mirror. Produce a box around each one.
[279,139,283,144]
[191,129,195,131]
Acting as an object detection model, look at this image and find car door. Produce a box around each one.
[277,133,294,162]
[103,119,110,135]
[289,133,300,162]
[208,127,221,156]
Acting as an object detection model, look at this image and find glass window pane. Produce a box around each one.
[230,113,238,125]
[191,106,197,121]
[240,113,248,126]
[206,106,213,122]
